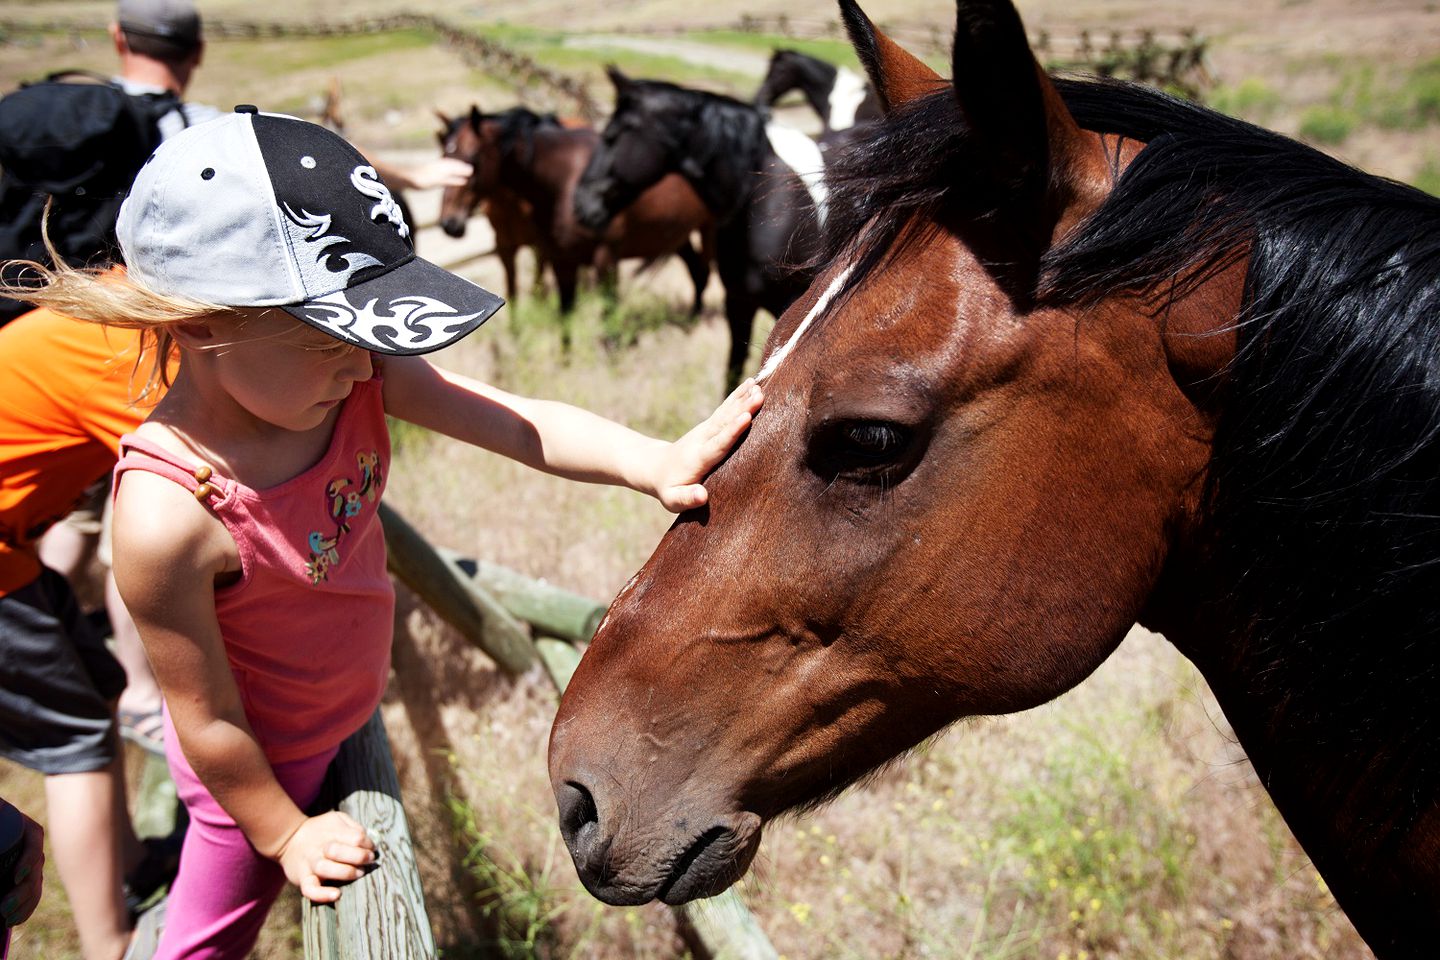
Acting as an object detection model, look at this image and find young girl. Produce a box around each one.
[3,107,762,960]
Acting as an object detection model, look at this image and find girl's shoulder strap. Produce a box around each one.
[115,433,231,506]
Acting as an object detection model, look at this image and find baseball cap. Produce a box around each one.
[117,0,203,55]
[117,106,505,355]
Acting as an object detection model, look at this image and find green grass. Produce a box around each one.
[1413,158,1440,196]
[1297,104,1356,144]
[208,28,436,73]
[996,724,1195,954]
[446,789,584,959]
[1290,58,1440,146]
[1210,77,1283,121]
[685,29,862,68]
[470,22,757,93]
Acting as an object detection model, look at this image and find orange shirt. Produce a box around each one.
[0,307,165,594]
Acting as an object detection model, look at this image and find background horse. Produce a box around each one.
[548,0,1440,955]
[437,109,553,305]
[437,106,714,324]
[753,48,882,140]
[573,68,830,390]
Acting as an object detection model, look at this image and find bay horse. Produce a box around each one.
[754,48,882,140]
[573,68,832,392]
[436,109,553,305]
[548,0,1440,955]
[436,106,715,325]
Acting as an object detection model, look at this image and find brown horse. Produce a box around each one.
[548,0,1440,955]
[437,106,714,322]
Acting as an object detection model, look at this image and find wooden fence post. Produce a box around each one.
[302,711,436,960]
[378,502,536,674]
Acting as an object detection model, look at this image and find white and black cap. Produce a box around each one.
[117,106,504,355]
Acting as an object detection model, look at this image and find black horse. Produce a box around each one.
[574,67,829,390]
[753,48,882,140]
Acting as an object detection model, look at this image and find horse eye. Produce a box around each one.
[841,422,908,460]
[808,419,918,485]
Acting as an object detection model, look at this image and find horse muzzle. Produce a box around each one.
[439,215,468,238]
[572,186,616,233]
[554,777,763,905]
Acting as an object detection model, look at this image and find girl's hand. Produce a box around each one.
[274,812,376,903]
[652,379,764,512]
[1,813,44,926]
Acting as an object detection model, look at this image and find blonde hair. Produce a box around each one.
[0,207,230,399]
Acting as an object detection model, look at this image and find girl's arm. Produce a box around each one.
[111,471,374,902]
[381,356,763,511]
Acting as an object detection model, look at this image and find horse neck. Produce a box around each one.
[1150,553,1440,953]
[683,101,770,225]
[495,127,581,215]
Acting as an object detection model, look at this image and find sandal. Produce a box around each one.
[118,705,166,756]
[123,898,167,960]
[124,832,184,922]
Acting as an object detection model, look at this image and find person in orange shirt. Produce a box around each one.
[0,305,175,959]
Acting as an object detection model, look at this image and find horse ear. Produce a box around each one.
[839,0,944,112]
[469,104,483,129]
[605,64,631,92]
[949,0,1086,197]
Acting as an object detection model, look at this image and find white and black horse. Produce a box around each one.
[573,67,833,390]
[753,48,882,140]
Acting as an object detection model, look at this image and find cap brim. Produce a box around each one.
[282,257,505,356]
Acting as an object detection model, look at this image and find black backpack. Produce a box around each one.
[0,71,181,324]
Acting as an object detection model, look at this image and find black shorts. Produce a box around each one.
[0,567,126,774]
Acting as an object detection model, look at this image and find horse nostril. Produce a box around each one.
[557,780,599,851]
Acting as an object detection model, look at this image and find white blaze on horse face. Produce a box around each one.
[756,264,856,382]
[765,123,829,226]
[827,67,869,131]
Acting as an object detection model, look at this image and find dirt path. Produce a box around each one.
[563,35,774,76]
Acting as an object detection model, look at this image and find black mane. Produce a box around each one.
[447,107,561,167]
[822,77,1440,814]
[621,79,771,222]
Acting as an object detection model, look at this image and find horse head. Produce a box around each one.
[437,105,498,238]
[753,49,834,118]
[550,0,1245,909]
[575,67,766,232]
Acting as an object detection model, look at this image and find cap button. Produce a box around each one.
[234,104,259,114]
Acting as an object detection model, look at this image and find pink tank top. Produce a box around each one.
[114,376,393,763]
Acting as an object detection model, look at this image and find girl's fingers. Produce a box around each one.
[333,813,373,847]
[325,841,376,866]
[313,858,365,883]
[301,875,340,903]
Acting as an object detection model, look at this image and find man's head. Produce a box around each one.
[112,0,204,90]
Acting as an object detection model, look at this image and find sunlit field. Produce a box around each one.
[5,0,1438,955]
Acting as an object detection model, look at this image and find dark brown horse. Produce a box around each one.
[437,106,714,322]
[548,1,1440,955]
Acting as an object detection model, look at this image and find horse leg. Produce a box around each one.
[593,247,621,344]
[723,293,757,394]
[553,260,579,353]
[498,244,519,303]
[677,239,709,318]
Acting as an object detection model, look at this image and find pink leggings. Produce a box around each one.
[155,709,339,960]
